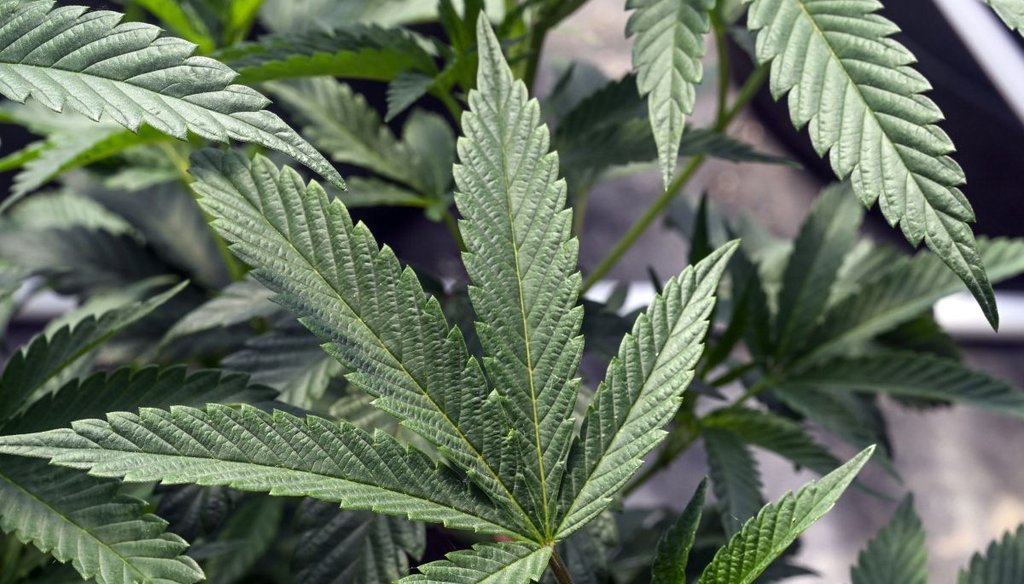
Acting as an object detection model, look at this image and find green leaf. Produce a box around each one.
[987,0,1024,34]
[557,243,737,538]
[801,238,1024,363]
[455,18,584,538]
[163,277,276,344]
[223,318,343,409]
[697,446,874,584]
[1,365,271,436]
[0,404,516,536]
[190,149,537,538]
[626,0,713,187]
[0,457,203,584]
[339,177,431,208]
[258,0,435,33]
[217,25,435,84]
[651,478,707,584]
[746,0,997,327]
[400,542,552,584]
[702,407,842,476]
[12,125,169,199]
[266,78,422,189]
[203,497,284,584]
[386,71,435,122]
[131,0,216,53]
[9,190,132,234]
[677,128,795,165]
[781,351,1024,417]
[959,525,1024,584]
[0,283,184,422]
[0,140,44,172]
[293,500,425,584]
[851,495,928,584]
[0,0,342,208]
[774,183,862,358]
[704,428,764,536]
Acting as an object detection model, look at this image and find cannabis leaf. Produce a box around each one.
[851,496,928,584]
[651,479,707,584]
[746,0,998,327]
[0,457,203,584]
[959,525,1024,584]
[455,15,584,539]
[704,428,764,535]
[697,446,874,584]
[217,25,436,84]
[557,242,738,538]
[626,0,714,187]
[0,0,342,211]
[702,407,842,476]
[987,0,1024,34]
[401,543,552,584]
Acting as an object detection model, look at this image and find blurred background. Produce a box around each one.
[2,0,1024,582]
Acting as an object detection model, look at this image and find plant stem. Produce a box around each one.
[712,14,731,130]
[549,548,574,584]
[521,23,549,90]
[443,209,468,252]
[159,142,246,281]
[571,185,591,237]
[582,156,704,291]
[580,64,769,292]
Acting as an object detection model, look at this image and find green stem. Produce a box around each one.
[159,142,245,281]
[580,63,769,293]
[712,12,731,129]
[571,185,591,237]
[434,90,464,128]
[549,548,574,584]
[521,23,549,89]
[443,209,468,253]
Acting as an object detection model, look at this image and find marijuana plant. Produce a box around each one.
[0,0,1023,583]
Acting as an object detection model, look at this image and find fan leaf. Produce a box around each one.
[556,242,737,539]
[697,446,874,584]
[851,495,928,584]
[400,542,552,584]
[0,0,342,208]
[746,0,997,326]
[959,525,1024,584]
[626,0,714,187]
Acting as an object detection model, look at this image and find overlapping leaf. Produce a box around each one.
[0,404,514,536]
[626,0,714,187]
[702,407,841,476]
[0,457,203,584]
[704,429,764,536]
[293,500,425,584]
[851,496,928,584]
[190,149,536,538]
[455,18,583,538]
[557,243,737,538]
[988,0,1024,34]
[217,25,435,84]
[746,0,997,326]
[959,525,1024,584]
[400,543,551,584]
[0,0,342,206]
[697,447,874,584]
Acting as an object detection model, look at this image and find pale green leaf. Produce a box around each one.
[455,18,583,536]
[190,149,537,538]
[851,495,928,584]
[9,190,132,234]
[782,351,1024,417]
[704,428,764,536]
[217,26,435,84]
[556,243,737,538]
[386,71,435,122]
[0,0,343,208]
[294,500,425,584]
[1,365,272,436]
[340,176,431,208]
[626,0,714,187]
[987,0,1024,33]
[163,277,276,344]
[203,497,284,584]
[258,0,435,33]
[702,407,842,476]
[0,283,184,422]
[747,0,997,326]
[801,238,1024,363]
[775,183,862,358]
[12,125,169,198]
[651,478,707,584]
[400,542,552,584]
[0,404,516,536]
[697,446,874,584]
[959,525,1024,584]
[0,457,203,584]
